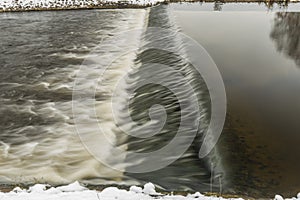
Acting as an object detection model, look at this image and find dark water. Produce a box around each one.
[171,2,300,11]
[122,6,221,191]
[173,5,300,197]
[0,2,300,198]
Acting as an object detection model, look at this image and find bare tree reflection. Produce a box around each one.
[213,2,223,11]
[264,1,289,10]
[270,13,300,66]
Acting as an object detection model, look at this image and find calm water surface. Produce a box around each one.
[172,5,300,197]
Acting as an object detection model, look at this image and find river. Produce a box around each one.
[0,3,300,198]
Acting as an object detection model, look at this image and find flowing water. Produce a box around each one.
[0,3,300,198]
[0,8,148,185]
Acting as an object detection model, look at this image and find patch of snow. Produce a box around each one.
[142,182,157,195]
[187,192,204,198]
[56,181,87,192]
[28,184,47,193]
[275,195,284,200]
[11,187,25,193]
[129,185,143,193]
[0,181,300,200]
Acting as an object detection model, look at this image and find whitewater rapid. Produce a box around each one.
[0,8,147,185]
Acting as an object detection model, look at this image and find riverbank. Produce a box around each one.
[0,0,299,12]
[0,183,247,199]
[0,3,153,12]
[0,2,158,12]
[1,181,300,200]
[0,0,165,12]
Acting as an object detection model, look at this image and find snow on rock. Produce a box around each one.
[0,0,164,11]
[28,184,48,193]
[272,194,300,200]
[56,181,87,192]
[0,181,300,200]
[275,195,284,200]
[187,192,204,198]
[130,185,143,193]
[142,182,157,195]
[11,187,26,193]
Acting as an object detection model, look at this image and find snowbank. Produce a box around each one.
[0,0,164,11]
[1,181,300,200]
[0,181,241,200]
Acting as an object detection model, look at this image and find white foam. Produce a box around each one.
[0,141,10,158]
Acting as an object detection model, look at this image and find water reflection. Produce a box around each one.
[172,9,300,197]
[270,13,300,67]
[213,2,223,11]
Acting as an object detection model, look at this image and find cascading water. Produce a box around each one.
[0,9,147,185]
[0,4,226,194]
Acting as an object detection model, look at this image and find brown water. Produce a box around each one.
[172,7,300,197]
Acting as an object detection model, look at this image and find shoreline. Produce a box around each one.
[0,3,155,12]
[0,183,255,199]
[0,0,299,12]
[170,0,298,3]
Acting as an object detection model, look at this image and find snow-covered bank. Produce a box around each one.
[1,0,300,11]
[0,181,241,200]
[0,0,164,11]
[0,181,299,200]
